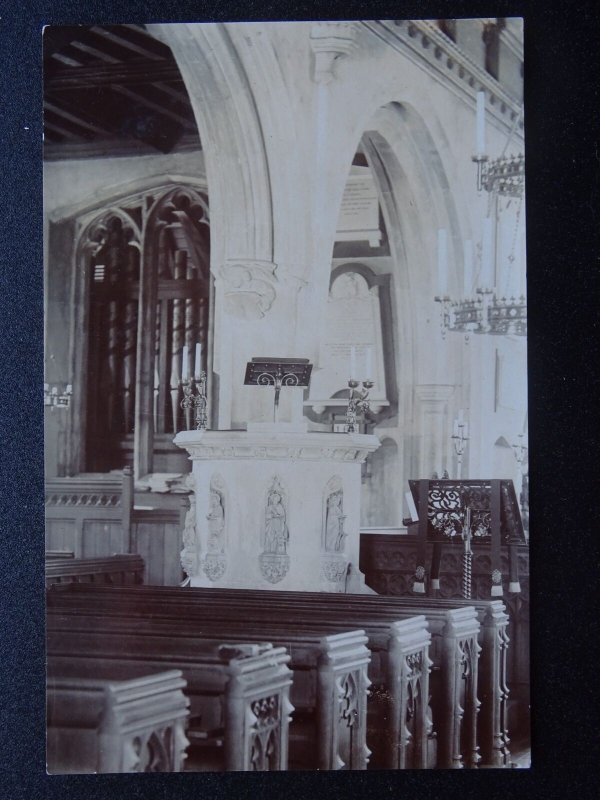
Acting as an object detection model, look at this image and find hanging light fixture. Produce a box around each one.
[435,91,526,339]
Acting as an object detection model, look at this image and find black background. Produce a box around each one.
[1,1,599,796]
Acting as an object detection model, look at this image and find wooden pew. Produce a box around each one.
[47,627,293,772]
[182,588,501,768]
[47,669,190,773]
[45,550,75,560]
[47,611,369,771]
[132,586,497,769]
[45,554,145,589]
[48,594,420,769]
[395,597,510,768]
[48,586,480,769]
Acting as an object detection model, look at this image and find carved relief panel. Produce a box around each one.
[321,475,350,588]
[180,474,199,580]
[259,476,290,584]
[202,474,227,582]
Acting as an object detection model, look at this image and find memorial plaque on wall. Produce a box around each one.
[310,271,388,404]
[336,168,382,246]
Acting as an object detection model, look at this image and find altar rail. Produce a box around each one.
[359,533,530,741]
[47,669,190,773]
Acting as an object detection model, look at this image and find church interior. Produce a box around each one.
[43,18,530,772]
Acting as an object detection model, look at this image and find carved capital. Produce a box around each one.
[309,22,357,84]
[218,259,277,320]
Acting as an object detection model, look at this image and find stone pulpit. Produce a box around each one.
[174,424,380,592]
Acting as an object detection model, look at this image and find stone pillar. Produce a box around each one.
[414,385,455,478]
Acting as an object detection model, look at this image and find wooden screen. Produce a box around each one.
[83,187,210,474]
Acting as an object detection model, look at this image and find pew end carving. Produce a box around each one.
[46,669,190,773]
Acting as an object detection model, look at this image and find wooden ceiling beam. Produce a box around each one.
[46,59,184,90]
[50,52,82,68]
[89,25,165,61]
[44,100,114,137]
[70,40,121,64]
[111,85,195,129]
[44,118,82,141]
[150,81,192,105]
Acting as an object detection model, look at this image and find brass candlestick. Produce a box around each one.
[181,372,208,431]
[345,379,373,433]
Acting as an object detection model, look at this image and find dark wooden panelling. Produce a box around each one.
[82,521,125,558]
[45,520,77,554]
[133,519,183,586]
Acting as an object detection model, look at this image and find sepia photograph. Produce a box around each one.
[43,18,530,773]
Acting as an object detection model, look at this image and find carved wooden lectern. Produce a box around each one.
[408,479,527,599]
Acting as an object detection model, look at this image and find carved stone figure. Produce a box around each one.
[264,485,289,555]
[325,489,347,552]
[201,475,227,582]
[259,477,290,584]
[180,475,199,578]
[207,488,225,553]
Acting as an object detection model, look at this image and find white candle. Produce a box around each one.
[464,239,473,295]
[350,346,356,379]
[453,419,459,437]
[182,345,189,381]
[476,91,486,154]
[437,228,448,296]
[481,216,494,289]
[458,408,464,425]
[365,347,373,381]
[194,343,202,377]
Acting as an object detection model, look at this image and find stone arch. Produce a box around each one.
[149,23,275,273]
[338,100,466,483]
[359,102,465,388]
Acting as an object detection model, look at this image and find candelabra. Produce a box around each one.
[472,153,525,197]
[451,416,469,479]
[44,383,72,409]
[435,289,527,339]
[434,95,526,340]
[181,372,208,431]
[345,380,373,433]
